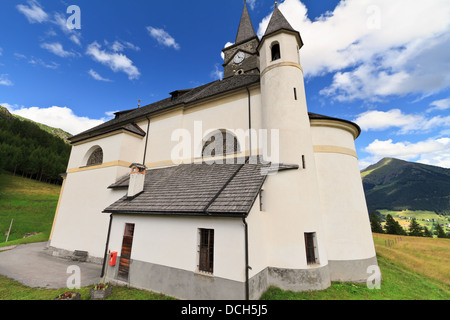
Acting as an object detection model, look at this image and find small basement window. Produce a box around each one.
[198,229,214,274]
[304,232,319,265]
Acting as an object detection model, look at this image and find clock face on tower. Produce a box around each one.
[233,51,245,64]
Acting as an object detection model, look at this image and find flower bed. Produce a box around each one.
[90,283,112,300]
[54,291,81,300]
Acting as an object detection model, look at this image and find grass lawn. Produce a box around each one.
[0,172,60,244]
[0,274,176,300]
[261,233,450,300]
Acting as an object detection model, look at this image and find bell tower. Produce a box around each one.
[256,3,329,275]
[222,1,260,78]
[257,2,309,164]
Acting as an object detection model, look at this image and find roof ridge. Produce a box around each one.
[203,163,246,214]
[183,80,220,104]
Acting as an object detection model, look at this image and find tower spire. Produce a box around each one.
[259,3,303,50]
[263,3,295,37]
[235,0,257,44]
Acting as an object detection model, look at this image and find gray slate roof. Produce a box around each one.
[263,4,297,37]
[104,158,298,217]
[235,1,257,44]
[258,3,304,50]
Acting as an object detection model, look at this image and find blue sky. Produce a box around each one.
[1,0,450,169]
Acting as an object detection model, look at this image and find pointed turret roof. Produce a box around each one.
[259,2,303,49]
[235,1,257,44]
[263,2,296,36]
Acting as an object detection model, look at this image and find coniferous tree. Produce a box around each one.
[385,214,406,235]
[370,211,384,233]
[0,117,70,184]
[434,223,447,238]
[408,218,423,237]
[423,226,433,237]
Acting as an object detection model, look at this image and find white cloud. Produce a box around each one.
[110,40,141,52]
[354,109,450,134]
[28,57,59,69]
[362,137,450,168]
[69,34,81,46]
[257,0,450,101]
[354,109,422,133]
[88,69,112,82]
[427,98,450,113]
[247,0,257,10]
[14,52,59,69]
[146,26,180,50]
[53,12,82,46]
[210,64,223,80]
[221,42,234,60]
[40,42,77,58]
[2,103,114,135]
[86,42,140,80]
[16,0,48,24]
[0,75,13,86]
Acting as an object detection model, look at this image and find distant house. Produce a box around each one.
[48,3,377,300]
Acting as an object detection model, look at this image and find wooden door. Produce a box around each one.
[118,223,135,280]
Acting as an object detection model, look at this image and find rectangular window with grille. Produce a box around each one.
[198,229,214,274]
[304,232,318,265]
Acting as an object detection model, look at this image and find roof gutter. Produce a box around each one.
[243,216,251,300]
[143,116,150,165]
[246,87,252,158]
[100,214,113,278]
[102,210,248,218]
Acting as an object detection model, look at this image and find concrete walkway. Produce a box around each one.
[0,242,102,289]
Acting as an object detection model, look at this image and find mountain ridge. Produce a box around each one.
[361,157,450,215]
[0,105,72,143]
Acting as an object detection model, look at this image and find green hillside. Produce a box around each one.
[362,157,450,215]
[0,105,71,184]
[0,172,60,246]
[0,105,72,143]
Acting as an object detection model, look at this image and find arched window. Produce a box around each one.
[271,43,281,61]
[202,130,240,158]
[86,147,103,166]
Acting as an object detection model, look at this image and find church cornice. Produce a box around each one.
[256,28,303,52]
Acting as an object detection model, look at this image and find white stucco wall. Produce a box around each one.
[143,87,262,168]
[311,123,376,261]
[50,167,128,257]
[108,215,247,282]
[246,193,270,277]
[258,30,328,270]
[67,132,145,170]
[50,131,146,258]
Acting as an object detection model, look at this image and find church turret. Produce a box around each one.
[256,3,330,284]
[222,1,260,78]
[258,2,307,164]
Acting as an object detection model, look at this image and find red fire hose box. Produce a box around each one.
[109,251,117,266]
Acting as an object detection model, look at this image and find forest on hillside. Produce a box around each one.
[0,116,71,185]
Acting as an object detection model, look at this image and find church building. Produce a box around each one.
[48,2,378,300]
